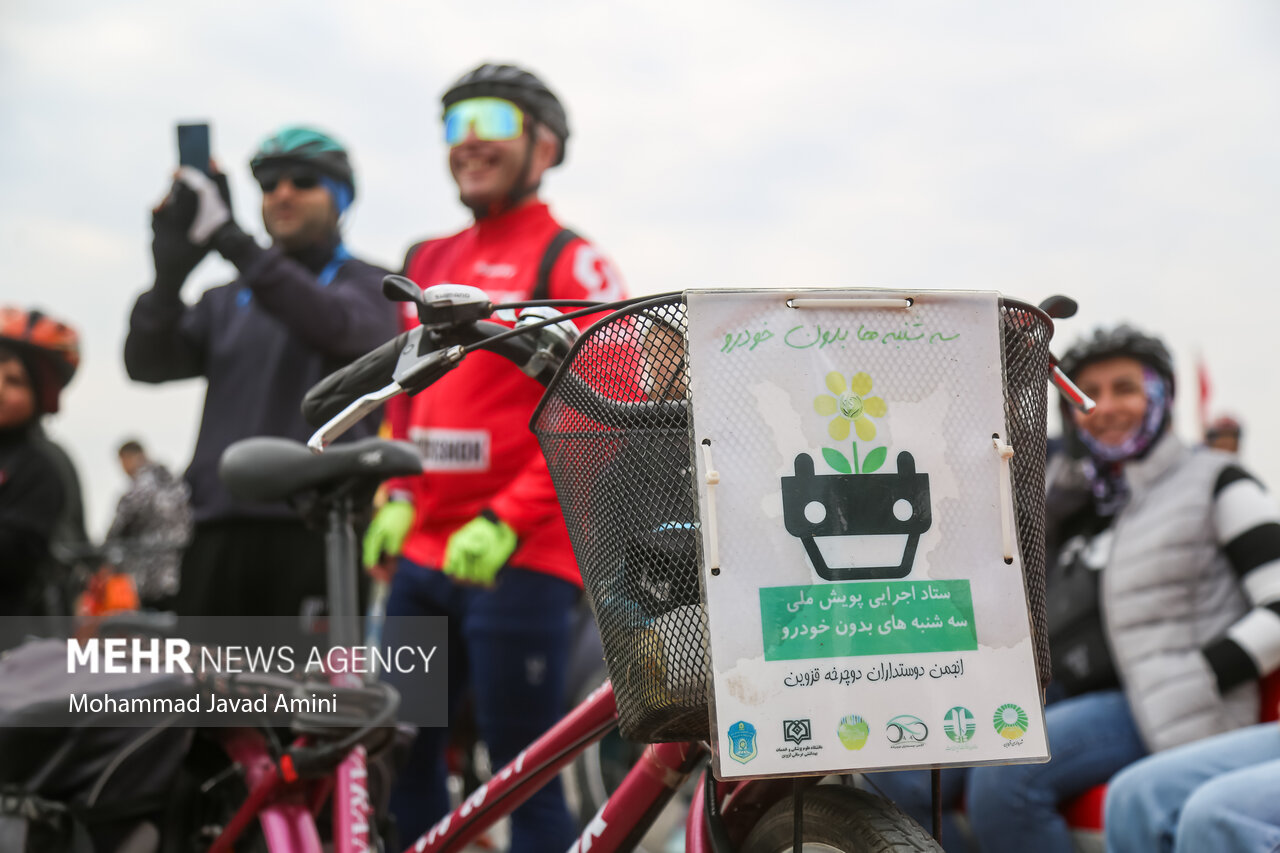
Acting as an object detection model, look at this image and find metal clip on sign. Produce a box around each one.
[701,440,721,575]
[992,435,1016,564]
[786,296,913,310]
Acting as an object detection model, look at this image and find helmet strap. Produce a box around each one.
[470,129,541,220]
[505,131,540,207]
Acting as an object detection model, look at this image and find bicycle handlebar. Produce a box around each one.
[303,284,1091,453]
[302,283,571,450]
[303,281,681,452]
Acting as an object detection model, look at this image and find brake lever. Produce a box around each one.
[394,344,466,390]
[1036,294,1095,412]
[307,344,469,453]
[307,381,403,453]
[1050,363,1095,414]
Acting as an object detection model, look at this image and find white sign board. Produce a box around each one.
[685,289,1049,779]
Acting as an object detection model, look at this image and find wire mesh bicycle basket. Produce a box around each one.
[531,292,1053,744]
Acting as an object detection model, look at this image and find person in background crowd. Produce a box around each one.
[1205,414,1243,454]
[103,439,192,609]
[363,63,626,850]
[875,324,1280,852]
[0,306,79,633]
[124,125,398,621]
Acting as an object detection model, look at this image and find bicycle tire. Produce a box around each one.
[741,785,942,853]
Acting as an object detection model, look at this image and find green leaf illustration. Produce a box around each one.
[862,446,888,474]
[822,447,852,474]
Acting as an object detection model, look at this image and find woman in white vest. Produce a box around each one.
[875,325,1280,852]
[961,325,1280,851]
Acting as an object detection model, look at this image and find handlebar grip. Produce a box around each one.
[302,331,411,427]
[461,320,539,376]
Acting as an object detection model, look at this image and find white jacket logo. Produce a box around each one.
[411,428,490,472]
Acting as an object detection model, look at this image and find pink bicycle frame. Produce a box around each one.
[404,681,710,853]
[197,611,707,852]
[331,669,375,852]
[207,665,377,853]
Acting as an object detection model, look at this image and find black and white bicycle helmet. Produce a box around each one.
[442,63,570,165]
[1058,324,1176,395]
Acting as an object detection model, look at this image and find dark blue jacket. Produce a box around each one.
[126,236,397,522]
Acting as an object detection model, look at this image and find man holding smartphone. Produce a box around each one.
[125,126,398,619]
[365,64,626,851]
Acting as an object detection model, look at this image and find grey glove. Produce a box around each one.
[175,166,233,245]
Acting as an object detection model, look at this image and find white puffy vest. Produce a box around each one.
[1057,433,1259,752]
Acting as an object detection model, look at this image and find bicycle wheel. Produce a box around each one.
[741,785,942,853]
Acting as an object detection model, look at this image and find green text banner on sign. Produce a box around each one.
[761,580,978,660]
[685,289,1049,779]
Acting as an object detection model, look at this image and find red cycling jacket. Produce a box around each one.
[385,201,626,585]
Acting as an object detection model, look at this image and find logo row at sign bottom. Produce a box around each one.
[726,703,1030,764]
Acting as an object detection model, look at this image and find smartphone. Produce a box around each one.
[176,123,212,175]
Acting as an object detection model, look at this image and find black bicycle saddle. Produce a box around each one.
[219,436,422,503]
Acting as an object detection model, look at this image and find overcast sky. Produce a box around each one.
[3,0,1278,536]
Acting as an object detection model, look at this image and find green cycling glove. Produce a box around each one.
[362,500,415,569]
[442,513,517,587]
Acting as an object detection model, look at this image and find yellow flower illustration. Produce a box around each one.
[813,371,887,441]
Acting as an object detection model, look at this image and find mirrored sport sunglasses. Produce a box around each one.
[256,166,323,193]
[443,97,525,146]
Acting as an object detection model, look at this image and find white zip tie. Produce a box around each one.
[786,297,913,310]
[700,441,722,575]
[993,436,1016,564]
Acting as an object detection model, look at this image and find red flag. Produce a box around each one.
[1196,352,1211,435]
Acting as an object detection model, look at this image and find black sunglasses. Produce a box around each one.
[257,167,322,193]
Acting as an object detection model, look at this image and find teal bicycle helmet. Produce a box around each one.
[250,126,356,198]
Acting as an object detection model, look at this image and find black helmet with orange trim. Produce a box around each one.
[0,306,80,414]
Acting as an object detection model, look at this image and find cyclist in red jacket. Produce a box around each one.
[365,63,626,850]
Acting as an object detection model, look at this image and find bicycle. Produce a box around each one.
[298,278,1086,853]
[0,437,421,853]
